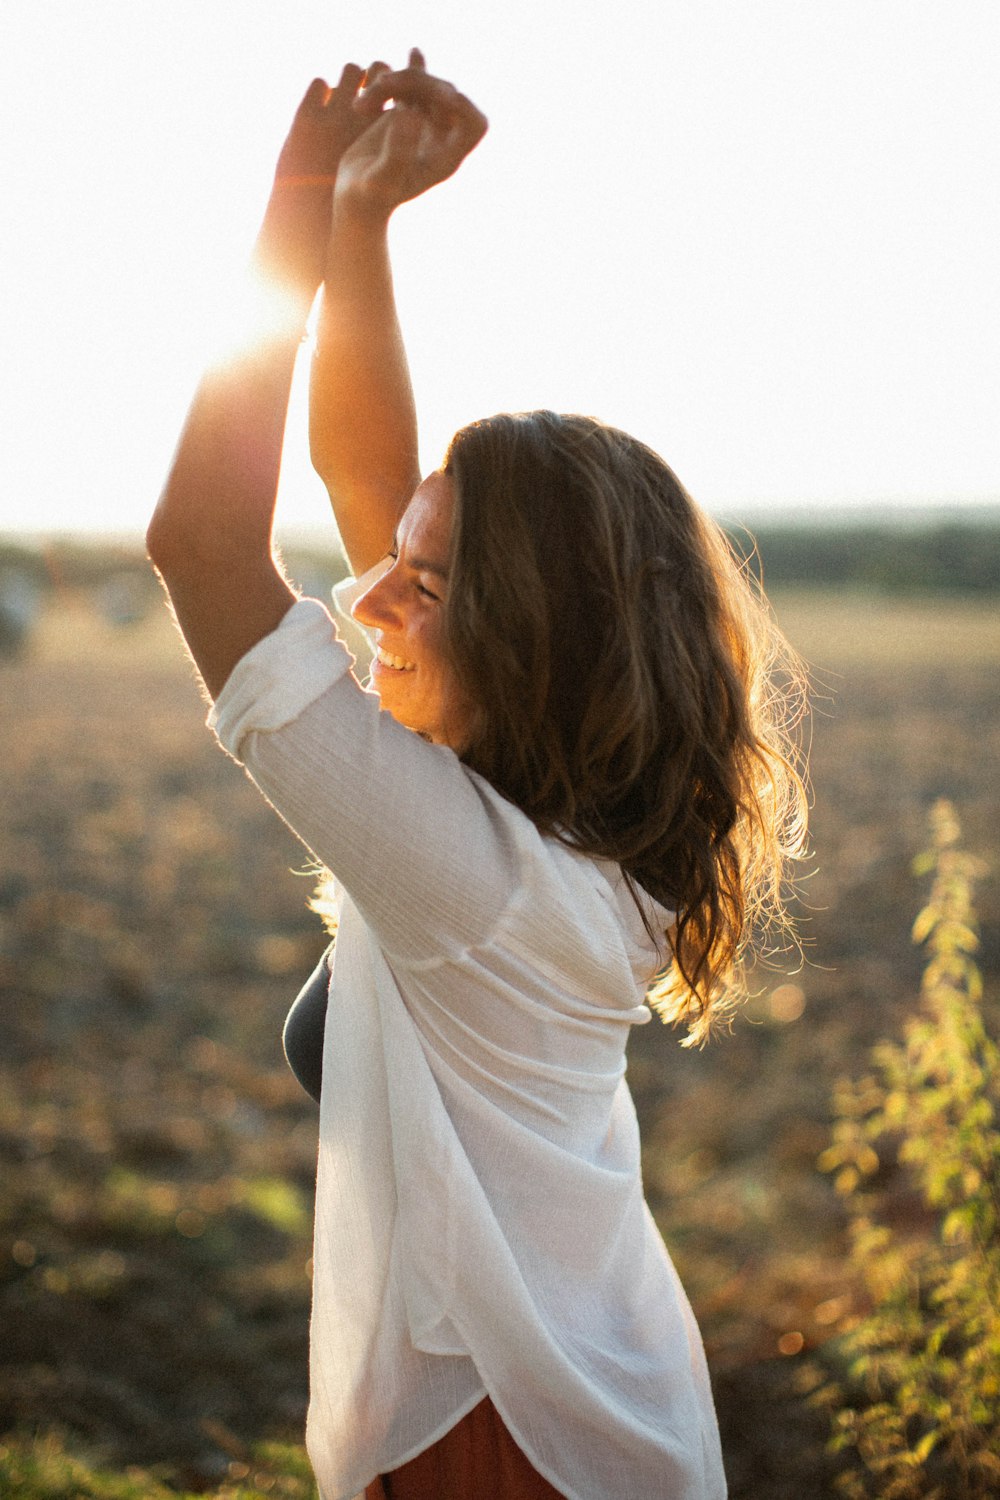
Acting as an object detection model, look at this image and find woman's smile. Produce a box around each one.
[352,472,475,750]
[373,644,416,672]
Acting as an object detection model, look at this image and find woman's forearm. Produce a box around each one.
[307,55,487,578]
[147,193,316,698]
[309,202,421,577]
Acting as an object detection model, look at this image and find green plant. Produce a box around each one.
[0,1432,317,1500]
[818,800,999,1498]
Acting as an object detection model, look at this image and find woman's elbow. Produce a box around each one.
[146,486,216,584]
[146,490,188,579]
[146,497,173,574]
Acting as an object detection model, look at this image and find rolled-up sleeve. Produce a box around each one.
[209,599,355,755]
[208,598,524,967]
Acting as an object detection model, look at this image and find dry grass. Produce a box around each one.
[773,586,1000,668]
[1,582,997,1498]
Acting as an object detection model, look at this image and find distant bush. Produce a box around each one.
[818,801,999,1497]
[728,520,1000,595]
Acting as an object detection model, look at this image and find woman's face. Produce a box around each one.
[352,472,476,751]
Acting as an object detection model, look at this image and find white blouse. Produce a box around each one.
[209,598,727,1500]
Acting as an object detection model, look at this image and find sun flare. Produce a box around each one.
[205,265,319,372]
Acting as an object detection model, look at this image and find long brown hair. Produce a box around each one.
[444,411,809,1042]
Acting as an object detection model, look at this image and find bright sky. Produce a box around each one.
[1,0,997,536]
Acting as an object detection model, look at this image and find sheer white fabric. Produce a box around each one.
[209,598,727,1500]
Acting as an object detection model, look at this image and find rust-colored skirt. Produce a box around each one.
[364,1397,565,1499]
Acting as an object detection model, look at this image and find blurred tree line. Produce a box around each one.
[1,514,997,657]
[726,516,1000,595]
[2,513,999,603]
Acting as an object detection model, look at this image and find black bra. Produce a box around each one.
[282,943,334,1104]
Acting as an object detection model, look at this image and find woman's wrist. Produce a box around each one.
[322,194,395,286]
[254,183,333,304]
[330,185,394,234]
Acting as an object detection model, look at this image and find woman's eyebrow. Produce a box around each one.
[390,534,448,579]
[405,555,449,579]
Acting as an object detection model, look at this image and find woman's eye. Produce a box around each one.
[416,581,441,602]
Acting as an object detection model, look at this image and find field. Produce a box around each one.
[1,574,998,1498]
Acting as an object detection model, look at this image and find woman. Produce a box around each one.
[149,52,807,1500]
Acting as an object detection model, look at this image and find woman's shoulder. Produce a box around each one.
[480,809,670,996]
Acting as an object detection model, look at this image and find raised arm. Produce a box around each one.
[147,67,377,697]
[147,56,486,699]
[309,51,488,575]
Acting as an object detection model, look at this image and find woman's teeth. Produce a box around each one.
[376,646,416,671]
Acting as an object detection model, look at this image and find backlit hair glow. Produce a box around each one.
[444,411,809,1043]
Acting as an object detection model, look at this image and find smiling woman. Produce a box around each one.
[352,472,477,751]
[149,46,807,1500]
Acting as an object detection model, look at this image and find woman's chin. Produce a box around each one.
[373,690,417,734]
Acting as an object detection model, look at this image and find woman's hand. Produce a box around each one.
[334,50,488,224]
[257,61,387,296]
[273,62,387,186]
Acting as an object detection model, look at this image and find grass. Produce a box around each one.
[2,580,996,1498]
[0,1432,317,1499]
[772,586,1000,668]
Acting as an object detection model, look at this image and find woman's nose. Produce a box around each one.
[352,571,399,630]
